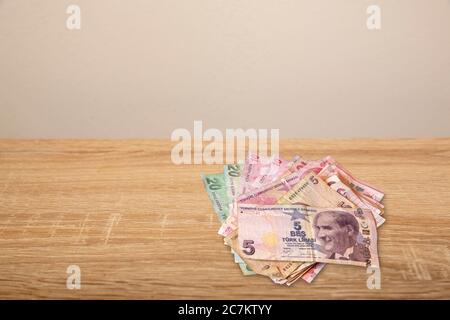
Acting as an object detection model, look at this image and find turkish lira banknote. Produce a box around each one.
[237,205,379,267]
[201,153,385,285]
[202,172,255,275]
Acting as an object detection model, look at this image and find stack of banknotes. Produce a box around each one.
[201,154,385,285]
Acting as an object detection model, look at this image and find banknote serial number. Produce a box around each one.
[178,304,272,317]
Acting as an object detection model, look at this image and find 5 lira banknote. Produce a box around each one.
[202,153,385,285]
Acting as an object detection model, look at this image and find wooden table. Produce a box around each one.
[0,139,449,299]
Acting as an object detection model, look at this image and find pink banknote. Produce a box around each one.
[321,157,385,202]
[241,153,298,194]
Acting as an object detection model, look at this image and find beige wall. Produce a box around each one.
[0,0,449,138]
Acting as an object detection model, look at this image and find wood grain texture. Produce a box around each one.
[0,139,449,299]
